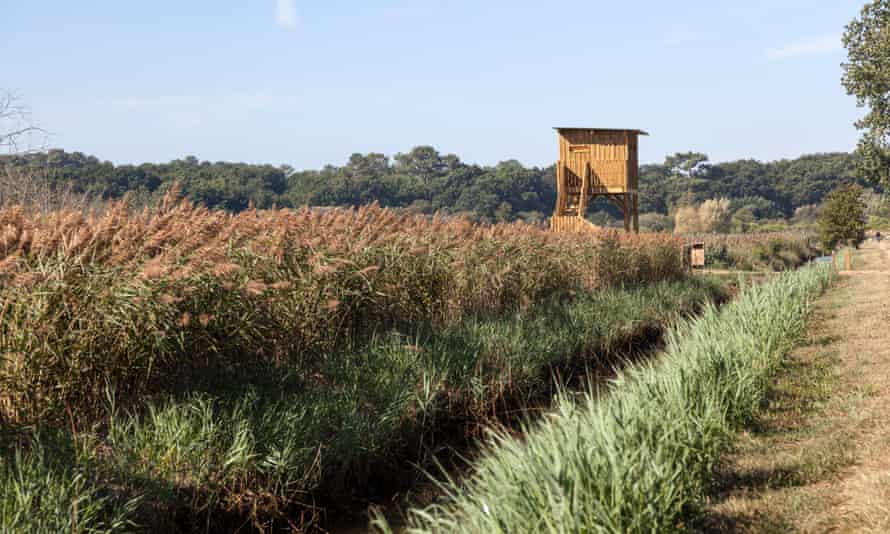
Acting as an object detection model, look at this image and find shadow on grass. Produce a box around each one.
[692,310,841,534]
[693,507,789,534]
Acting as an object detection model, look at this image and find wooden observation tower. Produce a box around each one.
[551,127,647,233]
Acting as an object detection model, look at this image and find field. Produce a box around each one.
[688,231,820,271]
[0,192,831,532]
[3,1,881,531]
[0,193,728,532]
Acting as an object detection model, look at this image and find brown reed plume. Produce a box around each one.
[0,191,686,424]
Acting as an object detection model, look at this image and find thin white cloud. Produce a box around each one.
[766,34,842,61]
[275,0,298,30]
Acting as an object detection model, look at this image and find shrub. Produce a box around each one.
[818,183,867,249]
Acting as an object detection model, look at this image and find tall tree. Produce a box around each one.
[843,1,890,188]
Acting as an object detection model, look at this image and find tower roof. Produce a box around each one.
[553,127,649,136]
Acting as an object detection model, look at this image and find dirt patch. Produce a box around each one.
[697,240,890,533]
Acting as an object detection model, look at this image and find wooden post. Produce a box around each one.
[623,193,631,232]
[579,163,590,217]
[846,243,852,271]
[632,193,639,233]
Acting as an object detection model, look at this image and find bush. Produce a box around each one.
[818,183,866,249]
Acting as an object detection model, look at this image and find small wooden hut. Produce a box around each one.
[551,127,647,233]
[690,242,705,268]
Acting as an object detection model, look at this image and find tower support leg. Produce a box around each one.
[623,193,631,232]
[632,193,639,233]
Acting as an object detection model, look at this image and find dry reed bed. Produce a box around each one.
[687,230,819,270]
[0,193,685,425]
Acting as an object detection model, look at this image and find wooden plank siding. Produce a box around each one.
[551,127,645,234]
[558,131,632,191]
[550,215,601,233]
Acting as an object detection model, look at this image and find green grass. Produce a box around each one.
[0,434,138,534]
[372,265,832,533]
[0,278,724,532]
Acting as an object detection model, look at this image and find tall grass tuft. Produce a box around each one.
[375,264,832,533]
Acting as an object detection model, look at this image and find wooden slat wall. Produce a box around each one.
[550,215,600,233]
[558,130,637,191]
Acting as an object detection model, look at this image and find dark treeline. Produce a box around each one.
[0,147,863,223]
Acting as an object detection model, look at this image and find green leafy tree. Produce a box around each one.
[0,147,863,225]
[843,1,890,188]
[818,184,867,249]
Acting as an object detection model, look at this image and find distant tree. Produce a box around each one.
[843,1,890,188]
[729,206,757,233]
[394,146,456,184]
[638,164,670,213]
[729,196,784,220]
[0,146,863,224]
[494,201,513,222]
[818,184,867,249]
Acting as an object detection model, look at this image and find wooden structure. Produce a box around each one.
[690,242,705,268]
[551,127,647,233]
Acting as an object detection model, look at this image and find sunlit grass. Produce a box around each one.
[374,265,832,533]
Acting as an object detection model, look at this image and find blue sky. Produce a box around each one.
[5,1,865,169]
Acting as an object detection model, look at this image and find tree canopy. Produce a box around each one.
[0,148,861,225]
[843,0,890,188]
[817,184,867,249]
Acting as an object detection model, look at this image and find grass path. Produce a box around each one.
[698,239,890,532]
